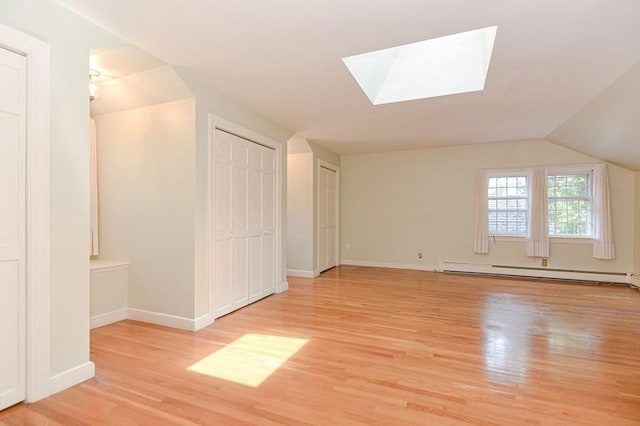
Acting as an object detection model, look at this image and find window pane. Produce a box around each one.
[487,174,528,235]
[548,173,592,236]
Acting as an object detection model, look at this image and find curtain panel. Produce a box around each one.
[526,167,549,257]
[473,170,489,254]
[592,163,615,259]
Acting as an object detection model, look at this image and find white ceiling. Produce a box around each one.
[59,0,640,163]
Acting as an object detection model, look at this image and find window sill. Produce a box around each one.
[490,235,593,244]
[491,235,525,242]
[550,236,592,245]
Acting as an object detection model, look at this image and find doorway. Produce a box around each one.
[318,161,339,273]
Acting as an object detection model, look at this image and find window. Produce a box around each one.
[547,173,592,237]
[476,164,613,259]
[487,175,528,235]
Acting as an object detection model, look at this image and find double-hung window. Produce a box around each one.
[487,174,528,236]
[478,164,612,259]
[547,172,592,237]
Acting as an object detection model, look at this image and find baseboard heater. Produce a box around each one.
[437,261,630,284]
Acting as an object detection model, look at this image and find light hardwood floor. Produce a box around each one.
[1,266,639,425]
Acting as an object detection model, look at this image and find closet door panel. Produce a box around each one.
[232,141,248,233]
[261,151,275,232]
[213,239,232,316]
[319,229,328,270]
[232,238,249,308]
[248,236,262,302]
[327,171,336,227]
[261,234,275,295]
[214,162,232,236]
[248,149,262,233]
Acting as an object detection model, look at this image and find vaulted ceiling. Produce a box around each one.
[59,0,640,168]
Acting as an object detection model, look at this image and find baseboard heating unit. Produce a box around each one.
[437,261,631,285]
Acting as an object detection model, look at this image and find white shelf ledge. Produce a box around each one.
[90,259,129,273]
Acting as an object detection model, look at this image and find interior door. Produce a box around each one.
[0,46,26,410]
[318,166,337,273]
[213,129,277,317]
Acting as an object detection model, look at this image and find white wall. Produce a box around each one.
[0,0,123,377]
[95,98,197,318]
[287,152,314,273]
[341,140,634,273]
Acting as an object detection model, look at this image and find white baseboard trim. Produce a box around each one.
[49,361,95,395]
[439,261,630,284]
[90,308,128,330]
[341,259,438,272]
[276,280,289,293]
[193,313,215,331]
[287,269,316,278]
[630,275,640,289]
[127,308,199,331]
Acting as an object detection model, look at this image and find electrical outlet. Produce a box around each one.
[541,258,548,267]
[417,252,422,259]
[345,243,351,250]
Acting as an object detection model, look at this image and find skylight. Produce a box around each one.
[342,26,498,105]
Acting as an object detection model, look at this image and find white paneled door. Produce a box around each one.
[0,47,26,410]
[318,165,338,273]
[213,129,276,318]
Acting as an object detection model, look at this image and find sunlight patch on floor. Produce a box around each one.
[187,334,308,387]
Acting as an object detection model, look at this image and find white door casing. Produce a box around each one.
[209,117,281,320]
[0,23,50,404]
[0,46,26,411]
[318,161,339,273]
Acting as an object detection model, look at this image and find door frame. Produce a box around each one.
[207,115,284,321]
[316,160,340,274]
[0,23,51,402]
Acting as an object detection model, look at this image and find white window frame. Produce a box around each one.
[547,165,594,243]
[487,171,530,239]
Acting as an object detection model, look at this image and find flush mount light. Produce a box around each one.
[89,69,101,101]
[342,26,498,105]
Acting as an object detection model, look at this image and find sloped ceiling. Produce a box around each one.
[60,1,640,165]
[89,46,193,116]
[548,61,640,171]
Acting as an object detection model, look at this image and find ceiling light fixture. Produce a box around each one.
[342,26,498,105]
[89,69,101,101]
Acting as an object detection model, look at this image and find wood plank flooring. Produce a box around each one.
[1,266,639,425]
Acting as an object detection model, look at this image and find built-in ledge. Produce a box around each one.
[90,258,129,329]
[90,258,129,272]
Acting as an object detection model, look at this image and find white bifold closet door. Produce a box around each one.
[213,129,275,318]
[0,47,26,410]
[318,166,337,273]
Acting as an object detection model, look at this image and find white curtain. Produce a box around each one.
[90,118,99,256]
[474,170,489,254]
[526,167,549,257]
[592,163,615,259]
